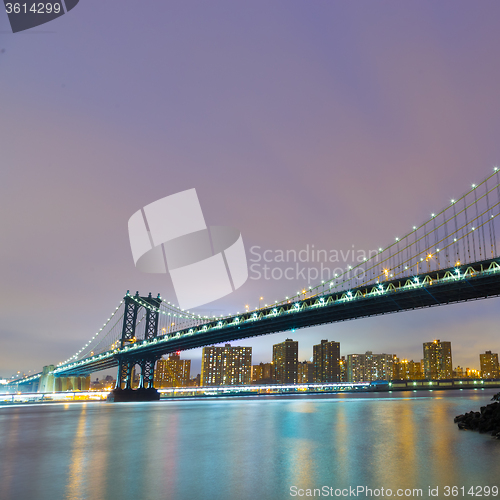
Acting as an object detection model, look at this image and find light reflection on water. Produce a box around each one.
[0,390,499,500]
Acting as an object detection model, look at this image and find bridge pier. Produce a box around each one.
[109,292,162,402]
[108,387,160,402]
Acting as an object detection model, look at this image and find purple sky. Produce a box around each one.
[1,1,500,378]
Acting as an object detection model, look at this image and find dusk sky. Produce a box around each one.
[1,1,500,378]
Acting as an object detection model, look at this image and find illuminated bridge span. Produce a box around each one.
[9,168,500,396]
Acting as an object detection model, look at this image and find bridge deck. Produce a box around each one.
[51,258,500,376]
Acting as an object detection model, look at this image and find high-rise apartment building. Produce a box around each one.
[154,353,191,388]
[273,338,298,384]
[201,344,252,386]
[313,339,341,382]
[346,352,396,382]
[480,351,499,378]
[423,340,452,379]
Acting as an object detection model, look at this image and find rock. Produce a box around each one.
[455,392,500,438]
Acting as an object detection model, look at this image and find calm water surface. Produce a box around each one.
[1,389,499,500]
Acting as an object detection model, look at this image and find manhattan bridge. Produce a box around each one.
[7,168,500,400]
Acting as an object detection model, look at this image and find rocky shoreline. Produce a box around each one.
[454,392,500,439]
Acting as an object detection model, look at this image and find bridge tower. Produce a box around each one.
[112,291,162,401]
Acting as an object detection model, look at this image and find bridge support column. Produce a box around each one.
[114,360,135,390]
[124,363,132,390]
[138,357,159,389]
[109,291,161,402]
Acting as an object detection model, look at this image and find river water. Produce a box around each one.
[1,389,499,500]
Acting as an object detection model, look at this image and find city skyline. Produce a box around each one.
[3,333,499,382]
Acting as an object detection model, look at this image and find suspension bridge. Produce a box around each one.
[6,168,500,400]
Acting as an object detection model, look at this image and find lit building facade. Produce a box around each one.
[251,362,274,383]
[339,356,347,382]
[480,351,499,378]
[201,344,252,386]
[423,340,452,379]
[346,352,396,382]
[273,339,298,384]
[313,339,340,382]
[393,359,424,380]
[154,353,191,388]
[298,361,314,384]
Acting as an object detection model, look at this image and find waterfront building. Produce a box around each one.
[466,368,481,379]
[346,352,396,382]
[409,360,424,380]
[131,366,140,388]
[201,344,252,386]
[154,353,191,388]
[251,362,274,384]
[480,351,500,378]
[339,356,347,382]
[273,338,298,384]
[298,361,314,383]
[313,339,341,382]
[393,359,424,380]
[423,340,452,379]
[393,358,408,380]
[90,375,115,391]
